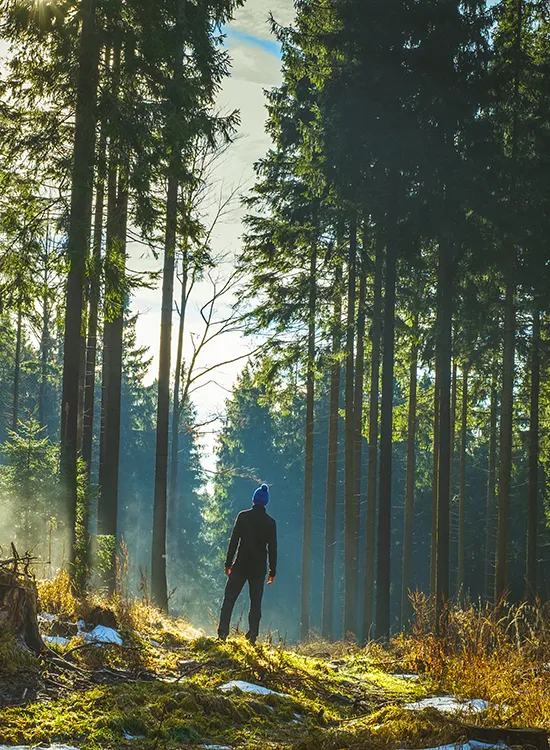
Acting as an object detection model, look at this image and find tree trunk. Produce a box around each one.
[300,247,317,642]
[401,317,418,629]
[321,264,342,641]
[436,235,453,609]
[353,238,367,580]
[151,0,186,609]
[495,283,515,600]
[450,360,457,498]
[77,329,87,452]
[12,307,23,432]
[98,38,123,578]
[376,170,398,641]
[98,124,119,489]
[343,221,357,639]
[495,0,521,602]
[430,368,440,597]
[450,358,457,584]
[60,0,100,572]
[168,250,189,539]
[362,235,383,641]
[82,104,108,475]
[39,287,50,431]
[97,156,128,591]
[457,365,468,595]
[526,304,540,599]
[484,377,498,602]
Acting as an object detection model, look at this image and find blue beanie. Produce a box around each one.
[253,484,270,507]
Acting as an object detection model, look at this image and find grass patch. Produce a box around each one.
[0,634,432,749]
[399,594,550,731]
[9,580,550,749]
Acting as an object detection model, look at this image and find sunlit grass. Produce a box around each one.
[7,579,550,748]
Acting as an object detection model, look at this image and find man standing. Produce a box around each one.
[218,484,277,644]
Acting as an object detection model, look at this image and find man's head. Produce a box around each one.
[253,483,270,507]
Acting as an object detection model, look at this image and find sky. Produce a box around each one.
[129,0,295,471]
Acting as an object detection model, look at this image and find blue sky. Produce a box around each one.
[225,28,282,59]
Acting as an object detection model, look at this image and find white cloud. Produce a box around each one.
[230,0,296,40]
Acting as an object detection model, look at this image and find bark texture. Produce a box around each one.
[376,172,398,640]
[526,305,540,599]
[457,366,468,594]
[435,236,453,608]
[484,379,498,602]
[0,553,43,655]
[151,0,186,609]
[300,247,317,641]
[495,284,515,599]
[362,237,383,641]
[60,0,100,570]
[321,264,342,640]
[343,223,357,639]
[401,320,418,628]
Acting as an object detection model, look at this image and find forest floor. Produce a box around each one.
[1,579,550,750]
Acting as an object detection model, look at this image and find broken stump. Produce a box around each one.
[0,549,43,655]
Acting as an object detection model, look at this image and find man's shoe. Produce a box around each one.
[218,633,228,641]
[245,633,257,645]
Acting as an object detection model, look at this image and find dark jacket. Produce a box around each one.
[225,506,277,578]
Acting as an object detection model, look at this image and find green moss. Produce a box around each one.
[0,634,444,749]
[6,626,496,750]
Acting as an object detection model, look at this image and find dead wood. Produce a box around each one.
[462,724,549,750]
[0,545,43,654]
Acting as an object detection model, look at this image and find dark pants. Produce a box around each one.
[218,570,265,642]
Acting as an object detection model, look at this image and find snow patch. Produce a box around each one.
[38,612,57,623]
[219,680,288,697]
[0,746,81,750]
[80,625,123,645]
[392,673,421,681]
[405,696,489,714]
[42,635,70,647]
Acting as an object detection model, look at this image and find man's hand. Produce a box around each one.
[267,575,275,585]
[225,567,232,577]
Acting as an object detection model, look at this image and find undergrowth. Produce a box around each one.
[5,577,550,748]
[0,634,432,750]
[38,570,200,644]
[399,593,550,729]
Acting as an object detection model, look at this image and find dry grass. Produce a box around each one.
[38,570,201,644]
[398,593,550,729]
[38,570,82,619]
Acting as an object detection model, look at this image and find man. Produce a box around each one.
[218,483,277,644]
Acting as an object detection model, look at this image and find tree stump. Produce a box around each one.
[0,549,43,655]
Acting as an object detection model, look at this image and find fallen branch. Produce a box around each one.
[462,724,549,750]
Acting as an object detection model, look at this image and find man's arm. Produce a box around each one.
[268,519,277,578]
[225,514,242,570]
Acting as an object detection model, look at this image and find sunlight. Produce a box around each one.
[30,0,61,29]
